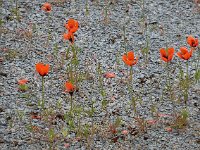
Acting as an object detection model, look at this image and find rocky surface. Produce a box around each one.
[0,0,200,149]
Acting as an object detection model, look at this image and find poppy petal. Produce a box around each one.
[195,38,199,47]
[167,47,175,55]
[42,3,52,12]
[180,47,188,55]
[63,33,71,40]
[66,19,79,33]
[161,56,168,62]
[160,48,167,58]
[65,81,75,93]
[182,52,191,60]
[127,51,134,61]
[168,53,174,61]
[122,55,128,62]
[187,35,195,47]
[35,63,49,77]
[176,52,184,59]
[187,35,194,47]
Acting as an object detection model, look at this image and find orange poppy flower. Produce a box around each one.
[18,79,28,85]
[177,47,193,60]
[65,19,79,33]
[160,47,174,62]
[122,51,138,66]
[63,32,74,43]
[187,35,198,47]
[65,81,75,96]
[42,2,52,13]
[35,63,50,77]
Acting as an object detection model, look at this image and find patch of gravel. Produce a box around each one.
[0,0,200,149]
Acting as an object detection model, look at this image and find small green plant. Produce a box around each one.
[48,128,56,149]
[134,117,147,133]
[102,0,110,24]
[16,110,25,121]
[0,18,4,26]
[85,0,89,15]
[194,69,200,83]
[18,84,28,92]
[5,49,18,60]
[97,63,108,112]
[10,0,20,21]
[170,109,189,129]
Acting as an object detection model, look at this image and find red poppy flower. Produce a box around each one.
[18,79,28,85]
[177,47,193,60]
[63,32,74,43]
[64,19,79,33]
[42,2,52,13]
[122,51,138,66]
[160,47,175,62]
[187,35,198,47]
[65,81,75,96]
[35,63,50,77]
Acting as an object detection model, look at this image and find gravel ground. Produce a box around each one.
[0,0,200,149]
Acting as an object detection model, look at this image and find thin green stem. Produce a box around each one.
[78,114,81,135]
[130,66,133,83]
[186,61,189,78]
[167,62,172,100]
[184,61,189,104]
[70,95,73,113]
[42,76,45,109]
[85,0,89,15]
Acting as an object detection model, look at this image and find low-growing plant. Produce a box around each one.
[134,117,147,133]
[170,109,189,129]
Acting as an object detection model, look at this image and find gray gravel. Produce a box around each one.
[0,0,200,149]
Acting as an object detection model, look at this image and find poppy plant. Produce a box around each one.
[35,63,50,77]
[63,32,74,43]
[42,2,52,13]
[122,51,138,66]
[187,35,198,47]
[65,19,79,33]
[65,81,76,112]
[177,47,193,60]
[35,63,49,109]
[160,47,175,62]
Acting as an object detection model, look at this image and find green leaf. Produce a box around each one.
[56,99,62,109]
[48,128,55,142]
[61,128,68,137]
[181,109,189,120]
[114,117,122,127]
[195,69,200,82]
[101,99,108,109]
